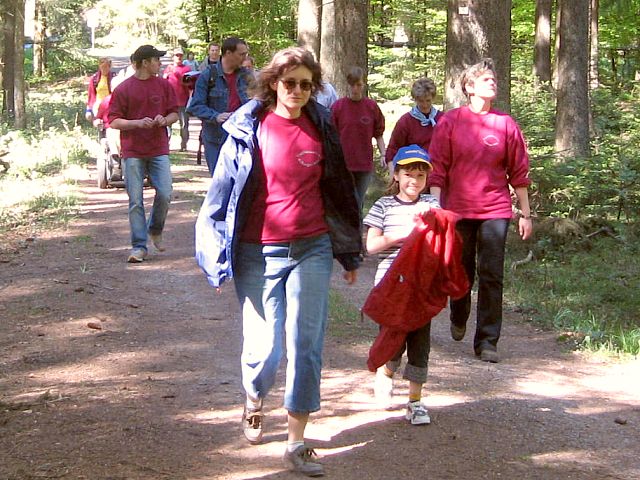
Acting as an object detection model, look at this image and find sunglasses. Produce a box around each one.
[280,79,314,92]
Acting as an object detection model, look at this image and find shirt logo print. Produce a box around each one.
[297,150,322,167]
[483,135,500,147]
[360,116,372,125]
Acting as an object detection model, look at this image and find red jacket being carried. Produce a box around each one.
[364,208,469,372]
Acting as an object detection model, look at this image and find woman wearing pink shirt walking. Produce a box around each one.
[428,59,533,363]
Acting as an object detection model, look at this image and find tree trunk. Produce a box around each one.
[554,0,590,158]
[552,0,561,89]
[320,0,368,97]
[443,0,512,111]
[14,0,26,129]
[533,0,552,83]
[589,0,599,89]
[297,0,322,61]
[33,0,46,76]
[1,1,16,119]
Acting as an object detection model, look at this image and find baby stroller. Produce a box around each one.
[96,124,125,189]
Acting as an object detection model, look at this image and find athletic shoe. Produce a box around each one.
[374,367,393,407]
[127,248,147,263]
[242,406,263,445]
[480,349,499,363]
[283,445,324,477]
[450,323,466,341]
[405,400,431,425]
[149,232,165,252]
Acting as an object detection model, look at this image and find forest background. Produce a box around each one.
[0,0,639,357]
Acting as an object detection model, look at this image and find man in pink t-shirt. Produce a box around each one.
[163,48,192,151]
[109,44,179,264]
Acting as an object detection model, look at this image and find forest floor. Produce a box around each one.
[1,134,640,480]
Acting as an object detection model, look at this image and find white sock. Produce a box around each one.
[246,395,262,411]
[287,441,305,453]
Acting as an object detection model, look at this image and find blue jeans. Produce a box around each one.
[234,234,333,413]
[176,107,190,149]
[124,155,172,251]
[351,170,373,215]
[450,218,510,354]
[204,138,225,176]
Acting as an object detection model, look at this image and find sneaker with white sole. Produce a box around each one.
[149,232,165,252]
[374,367,393,407]
[405,400,431,425]
[127,248,147,263]
[283,445,324,477]
[242,406,264,445]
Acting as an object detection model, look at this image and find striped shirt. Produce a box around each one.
[363,194,441,285]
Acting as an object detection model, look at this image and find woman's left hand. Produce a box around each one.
[343,270,358,285]
[518,217,533,240]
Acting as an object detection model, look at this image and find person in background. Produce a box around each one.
[86,57,115,122]
[198,41,220,72]
[109,45,179,264]
[385,77,443,175]
[428,58,533,363]
[187,37,251,175]
[331,66,386,214]
[195,47,361,476]
[183,51,199,71]
[314,81,338,109]
[364,144,440,425]
[163,48,192,151]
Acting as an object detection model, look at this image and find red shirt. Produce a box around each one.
[331,97,385,172]
[96,94,112,128]
[163,63,192,106]
[108,75,179,158]
[428,106,531,219]
[241,110,329,243]
[385,110,444,164]
[225,71,241,112]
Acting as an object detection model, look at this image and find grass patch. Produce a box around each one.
[505,227,640,356]
[327,288,375,343]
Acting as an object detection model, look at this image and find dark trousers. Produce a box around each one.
[387,321,431,384]
[450,218,510,354]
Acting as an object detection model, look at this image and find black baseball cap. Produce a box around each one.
[131,45,166,62]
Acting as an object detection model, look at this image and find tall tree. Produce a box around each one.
[533,0,552,83]
[443,0,512,111]
[554,0,590,157]
[297,0,322,60]
[320,0,368,96]
[589,0,599,89]
[33,0,47,76]
[13,0,26,128]
[1,0,16,119]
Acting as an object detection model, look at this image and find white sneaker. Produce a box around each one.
[374,367,393,407]
[127,248,147,263]
[405,400,431,425]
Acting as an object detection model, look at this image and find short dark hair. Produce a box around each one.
[385,162,431,195]
[251,47,322,109]
[222,37,247,55]
[346,66,364,85]
[208,42,220,50]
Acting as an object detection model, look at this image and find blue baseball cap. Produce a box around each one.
[392,144,432,170]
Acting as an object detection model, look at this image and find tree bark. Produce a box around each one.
[533,0,552,83]
[14,0,26,129]
[589,0,599,89]
[443,0,512,111]
[552,0,561,89]
[320,0,368,97]
[297,0,322,61]
[554,0,590,158]
[1,1,16,119]
[33,0,46,76]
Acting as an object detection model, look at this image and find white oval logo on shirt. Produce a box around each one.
[483,134,500,147]
[297,150,322,167]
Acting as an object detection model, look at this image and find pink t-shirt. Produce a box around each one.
[331,97,385,172]
[163,63,192,106]
[240,110,329,243]
[108,75,179,158]
[428,106,531,219]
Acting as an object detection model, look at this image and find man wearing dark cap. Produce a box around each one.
[109,45,179,263]
[187,37,250,175]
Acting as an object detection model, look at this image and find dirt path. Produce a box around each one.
[1,151,639,480]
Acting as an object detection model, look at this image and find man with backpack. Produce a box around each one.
[187,37,251,175]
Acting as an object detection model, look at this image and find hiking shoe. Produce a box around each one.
[149,232,165,252]
[480,349,499,363]
[242,406,264,445]
[283,445,324,477]
[127,248,147,263]
[374,367,393,407]
[405,401,431,425]
[450,323,466,341]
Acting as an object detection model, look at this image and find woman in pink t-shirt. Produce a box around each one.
[428,58,533,364]
[195,47,361,476]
